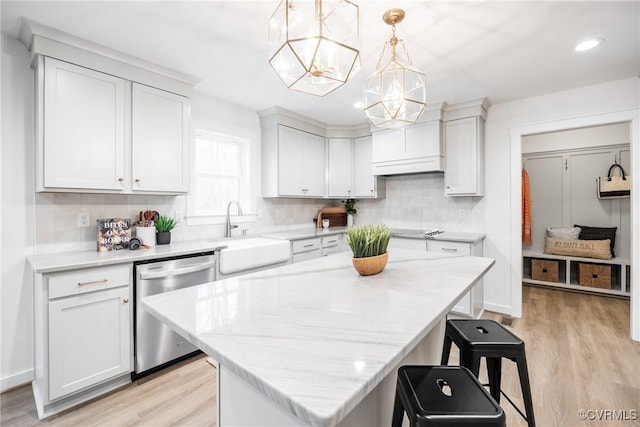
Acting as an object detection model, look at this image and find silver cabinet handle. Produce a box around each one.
[135,178,141,183]
[441,247,458,252]
[123,298,129,303]
[118,177,124,182]
[78,278,108,286]
[303,244,315,248]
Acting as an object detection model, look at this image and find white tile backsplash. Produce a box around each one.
[34,173,485,253]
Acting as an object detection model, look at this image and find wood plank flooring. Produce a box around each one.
[0,355,217,427]
[1,285,638,426]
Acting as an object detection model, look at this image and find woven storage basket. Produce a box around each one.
[578,263,612,289]
[531,259,560,282]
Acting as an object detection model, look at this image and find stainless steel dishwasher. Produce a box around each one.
[133,252,216,378]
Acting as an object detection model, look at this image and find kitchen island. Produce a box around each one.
[142,249,495,427]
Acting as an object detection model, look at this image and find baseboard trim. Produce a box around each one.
[1,368,33,393]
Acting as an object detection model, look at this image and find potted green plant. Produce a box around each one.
[342,198,357,227]
[346,224,392,276]
[155,215,178,245]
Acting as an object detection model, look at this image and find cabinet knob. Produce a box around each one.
[123,298,129,303]
[135,178,141,183]
[118,177,124,182]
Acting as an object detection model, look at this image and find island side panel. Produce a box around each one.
[337,318,445,427]
[219,364,308,426]
[218,318,446,427]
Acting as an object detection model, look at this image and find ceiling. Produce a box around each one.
[1,1,639,126]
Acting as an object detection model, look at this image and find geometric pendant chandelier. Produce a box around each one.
[364,8,426,129]
[268,0,361,97]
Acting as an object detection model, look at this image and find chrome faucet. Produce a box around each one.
[225,201,243,238]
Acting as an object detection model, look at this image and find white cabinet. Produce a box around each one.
[388,237,426,251]
[427,239,484,318]
[322,234,345,256]
[328,136,385,198]
[131,83,189,193]
[40,57,126,191]
[328,138,353,197]
[49,286,131,400]
[32,264,133,419]
[36,57,190,194]
[444,116,484,196]
[371,120,444,175]
[274,126,326,197]
[291,237,322,263]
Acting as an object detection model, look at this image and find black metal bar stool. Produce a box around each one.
[441,319,535,427]
[391,365,506,427]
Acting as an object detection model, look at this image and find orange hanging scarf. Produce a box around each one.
[522,168,532,245]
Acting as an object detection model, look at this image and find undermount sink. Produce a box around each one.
[214,237,291,276]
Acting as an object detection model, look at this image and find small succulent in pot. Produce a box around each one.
[155,215,178,233]
[347,224,392,258]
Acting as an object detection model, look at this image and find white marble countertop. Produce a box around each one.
[27,240,232,273]
[142,249,495,427]
[261,227,347,240]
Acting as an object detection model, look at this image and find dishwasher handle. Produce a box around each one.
[139,260,216,280]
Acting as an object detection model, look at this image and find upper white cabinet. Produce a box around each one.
[328,138,352,197]
[41,57,127,191]
[371,120,444,175]
[131,83,189,193]
[443,98,489,197]
[328,136,385,198]
[271,125,326,197]
[444,116,485,196]
[35,55,191,194]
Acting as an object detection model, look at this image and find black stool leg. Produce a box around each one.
[441,333,453,365]
[391,388,405,427]
[460,350,482,378]
[486,357,502,403]
[515,352,536,427]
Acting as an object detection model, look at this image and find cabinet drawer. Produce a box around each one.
[48,265,131,299]
[293,249,321,263]
[292,238,322,254]
[427,241,471,256]
[322,235,342,248]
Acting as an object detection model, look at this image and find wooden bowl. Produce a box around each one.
[352,252,388,276]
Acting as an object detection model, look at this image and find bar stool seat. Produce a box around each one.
[441,319,535,427]
[391,365,506,427]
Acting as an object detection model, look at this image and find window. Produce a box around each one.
[188,129,251,222]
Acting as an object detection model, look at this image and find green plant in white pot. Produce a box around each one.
[347,224,392,275]
[155,215,178,245]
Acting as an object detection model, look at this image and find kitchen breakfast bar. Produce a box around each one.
[142,249,495,427]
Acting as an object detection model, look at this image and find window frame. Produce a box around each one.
[186,126,255,226]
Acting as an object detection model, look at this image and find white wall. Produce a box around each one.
[483,78,639,339]
[1,35,36,391]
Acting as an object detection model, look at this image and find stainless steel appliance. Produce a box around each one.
[133,252,216,378]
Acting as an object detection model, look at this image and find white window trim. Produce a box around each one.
[186,124,255,226]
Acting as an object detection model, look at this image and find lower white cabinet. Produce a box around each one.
[426,239,484,317]
[291,237,322,263]
[322,234,344,257]
[49,286,131,400]
[32,264,133,419]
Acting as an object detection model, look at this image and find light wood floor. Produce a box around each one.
[1,285,639,427]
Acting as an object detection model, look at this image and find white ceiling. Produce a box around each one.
[1,1,638,126]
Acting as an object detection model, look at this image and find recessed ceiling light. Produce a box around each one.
[574,38,604,52]
[353,101,364,108]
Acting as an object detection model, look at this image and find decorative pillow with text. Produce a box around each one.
[544,237,612,260]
